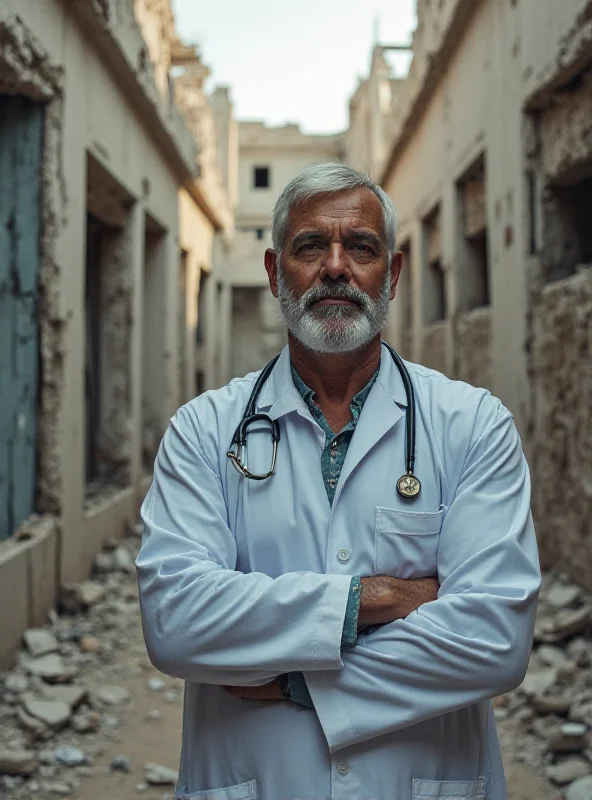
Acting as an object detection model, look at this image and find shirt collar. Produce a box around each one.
[256,343,409,419]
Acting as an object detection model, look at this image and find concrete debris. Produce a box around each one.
[5,674,29,694]
[79,636,100,653]
[147,677,165,692]
[59,581,106,614]
[23,653,67,681]
[545,758,591,785]
[111,754,132,773]
[23,629,59,658]
[547,583,582,610]
[0,748,38,776]
[94,685,130,706]
[54,745,87,766]
[144,762,178,785]
[534,606,592,643]
[146,709,161,721]
[21,698,71,731]
[71,709,101,734]
[41,684,87,709]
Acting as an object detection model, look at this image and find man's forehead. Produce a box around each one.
[286,188,384,235]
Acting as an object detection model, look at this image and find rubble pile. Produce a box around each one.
[495,572,592,799]
[0,525,180,799]
[1,530,591,799]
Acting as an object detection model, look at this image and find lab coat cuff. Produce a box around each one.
[317,575,355,668]
[341,577,361,648]
[304,671,355,752]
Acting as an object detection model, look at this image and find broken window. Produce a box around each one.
[423,206,446,323]
[541,175,592,282]
[457,155,490,310]
[84,155,134,495]
[253,166,270,189]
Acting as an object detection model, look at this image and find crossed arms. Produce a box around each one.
[136,401,541,752]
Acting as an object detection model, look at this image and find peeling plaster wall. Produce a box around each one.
[539,69,592,183]
[531,270,592,587]
[420,323,448,373]
[454,308,492,390]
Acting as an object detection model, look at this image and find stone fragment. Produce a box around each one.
[24,654,67,681]
[146,709,161,721]
[144,763,178,786]
[547,723,588,753]
[130,521,144,537]
[23,629,59,658]
[0,748,38,776]
[538,645,573,669]
[79,636,100,653]
[568,638,591,667]
[135,783,148,793]
[42,684,87,709]
[59,581,106,614]
[44,781,71,795]
[547,583,581,610]
[5,674,29,694]
[164,690,177,703]
[545,758,591,785]
[531,694,572,715]
[71,710,101,734]
[22,697,71,730]
[111,755,132,773]
[148,678,165,692]
[535,607,592,644]
[94,685,130,706]
[113,546,135,573]
[17,708,48,737]
[519,667,558,697]
[566,776,592,800]
[54,746,87,767]
[94,553,115,574]
[570,702,592,727]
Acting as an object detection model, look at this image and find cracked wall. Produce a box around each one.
[531,271,592,587]
[454,308,492,390]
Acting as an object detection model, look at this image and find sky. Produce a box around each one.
[171,0,417,135]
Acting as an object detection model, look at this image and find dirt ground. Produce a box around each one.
[74,620,558,800]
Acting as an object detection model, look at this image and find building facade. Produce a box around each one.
[0,0,233,666]
[372,0,592,586]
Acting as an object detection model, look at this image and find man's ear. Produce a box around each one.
[389,251,403,300]
[265,249,279,298]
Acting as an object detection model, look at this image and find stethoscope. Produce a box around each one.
[227,341,421,499]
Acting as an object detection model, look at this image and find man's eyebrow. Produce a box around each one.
[345,230,383,248]
[290,230,329,248]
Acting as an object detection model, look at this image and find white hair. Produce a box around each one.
[271,162,397,261]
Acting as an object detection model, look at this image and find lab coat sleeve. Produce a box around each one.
[305,405,541,752]
[136,406,352,685]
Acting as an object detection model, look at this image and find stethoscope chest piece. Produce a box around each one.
[397,473,421,499]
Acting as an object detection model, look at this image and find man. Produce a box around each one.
[137,163,540,800]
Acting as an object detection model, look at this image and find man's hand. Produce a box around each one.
[358,575,439,629]
[222,678,285,701]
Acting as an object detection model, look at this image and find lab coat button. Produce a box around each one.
[337,548,351,563]
[337,761,350,776]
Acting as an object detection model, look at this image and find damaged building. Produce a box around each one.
[0,0,235,666]
[366,0,592,586]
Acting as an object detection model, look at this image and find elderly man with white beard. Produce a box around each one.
[136,163,540,800]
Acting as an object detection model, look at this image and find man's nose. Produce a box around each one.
[321,243,351,280]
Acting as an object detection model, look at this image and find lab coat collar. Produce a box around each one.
[256,342,409,421]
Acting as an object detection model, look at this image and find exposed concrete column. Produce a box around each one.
[409,218,425,364]
[218,281,233,386]
[128,199,146,498]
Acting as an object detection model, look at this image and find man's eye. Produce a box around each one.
[352,243,373,253]
[300,243,322,251]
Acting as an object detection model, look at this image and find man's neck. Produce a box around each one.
[288,334,382,408]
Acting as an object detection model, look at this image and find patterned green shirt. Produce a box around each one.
[283,364,378,708]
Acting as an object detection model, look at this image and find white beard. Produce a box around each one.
[277,269,391,354]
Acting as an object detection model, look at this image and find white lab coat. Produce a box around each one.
[136,344,540,800]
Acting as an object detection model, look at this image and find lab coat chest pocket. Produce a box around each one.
[374,506,445,578]
[412,778,487,799]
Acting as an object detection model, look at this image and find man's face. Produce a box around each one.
[265,187,402,354]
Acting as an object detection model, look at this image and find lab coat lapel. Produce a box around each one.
[333,347,407,505]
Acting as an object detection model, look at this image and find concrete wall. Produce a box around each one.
[379,0,592,585]
[0,0,225,667]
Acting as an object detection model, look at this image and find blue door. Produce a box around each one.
[0,96,44,540]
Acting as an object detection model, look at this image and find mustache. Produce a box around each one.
[302,282,367,308]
